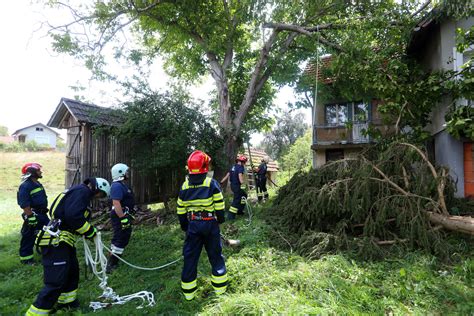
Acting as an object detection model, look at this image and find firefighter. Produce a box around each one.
[17,162,50,265]
[177,150,227,301]
[220,155,248,220]
[254,156,269,202]
[26,177,110,315]
[106,163,136,273]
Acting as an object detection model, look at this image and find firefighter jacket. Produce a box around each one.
[37,182,97,248]
[176,174,225,230]
[17,178,48,212]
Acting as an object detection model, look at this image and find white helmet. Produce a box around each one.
[111,163,129,181]
[262,156,270,163]
[95,177,111,198]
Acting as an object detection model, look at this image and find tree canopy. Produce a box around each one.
[260,110,308,160]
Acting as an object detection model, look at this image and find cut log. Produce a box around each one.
[426,211,474,235]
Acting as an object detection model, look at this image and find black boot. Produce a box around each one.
[106,253,120,274]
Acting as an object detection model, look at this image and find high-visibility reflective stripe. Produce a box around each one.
[84,210,90,218]
[59,231,77,247]
[58,289,77,304]
[181,199,213,207]
[211,274,228,283]
[26,305,51,315]
[30,187,43,195]
[111,244,124,254]
[76,221,91,234]
[177,208,187,215]
[181,279,197,290]
[50,192,66,216]
[177,198,185,206]
[181,178,211,190]
[214,202,225,210]
[20,254,34,260]
[181,279,197,300]
[229,206,238,214]
[212,192,224,200]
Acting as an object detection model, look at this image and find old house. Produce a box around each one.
[309,56,394,168]
[12,123,60,148]
[241,148,279,188]
[47,97,180,204]
[408,12,473,197]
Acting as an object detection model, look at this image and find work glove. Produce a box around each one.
[23,213,38,227]
[120,216,131,230]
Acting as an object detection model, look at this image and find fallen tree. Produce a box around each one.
[269,142,474,259]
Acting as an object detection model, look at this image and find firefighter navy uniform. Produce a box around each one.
[108,180,135,270]
[26,179,100,315]
[228,163,247,216]
[17,178,49,263]
[255,162,269,201]
[177,173,228,300]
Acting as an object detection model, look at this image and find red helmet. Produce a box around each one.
[187,150,211,174]
[236,155,248,163]
[21,162,42,175]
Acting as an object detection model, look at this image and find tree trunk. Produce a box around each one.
[426,211,474,235]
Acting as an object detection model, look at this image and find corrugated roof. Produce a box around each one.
[48,97,124,128]
[241,148,279,172]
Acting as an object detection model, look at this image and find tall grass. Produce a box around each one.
[0,152,472,314]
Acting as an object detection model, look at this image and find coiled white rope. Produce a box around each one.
[82,232,180,311]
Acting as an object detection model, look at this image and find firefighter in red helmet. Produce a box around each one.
[17,162,50,264]
[220,155,248,220]
[176,150,227,300]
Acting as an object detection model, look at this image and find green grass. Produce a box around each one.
[0,152,473,314]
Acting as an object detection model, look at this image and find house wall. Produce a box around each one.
[418,17,473,197]
[14,125,57,148]
[434,131,464,197]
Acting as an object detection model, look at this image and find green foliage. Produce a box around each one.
[261,111,308,160]
[55,137,66,151]
[445,105,474,140]
[0,125,8,136]
[269,142,463,259]
[0,140,50,152]
[280,129,312,174]
[111,91,223,174]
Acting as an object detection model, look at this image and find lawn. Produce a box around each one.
[0,151,473,315]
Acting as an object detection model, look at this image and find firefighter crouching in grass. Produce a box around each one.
[220,155,248,220]
[26,177,110,315]
[177,150,228,300]
[106,163,136,273]
[17,162,50,265]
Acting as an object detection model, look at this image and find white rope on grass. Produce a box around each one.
[83,232,182,311]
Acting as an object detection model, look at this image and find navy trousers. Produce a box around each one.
[230,184,247,214]
[182,220,226,283]
[32,243,79,310]
[110,210,132,255]
[20,212,50,261]
[256,176,268,201]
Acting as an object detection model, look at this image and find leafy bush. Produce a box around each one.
[0,140,50,152]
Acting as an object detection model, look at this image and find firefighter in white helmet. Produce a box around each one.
[106,163,137,273]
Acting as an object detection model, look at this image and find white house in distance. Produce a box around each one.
[12,123,60,148]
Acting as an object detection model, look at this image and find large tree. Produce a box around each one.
[45,0,439,171]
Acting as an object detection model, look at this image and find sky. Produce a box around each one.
[0,1,310,145]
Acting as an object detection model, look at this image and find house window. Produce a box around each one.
[353,101,368,122]
[36,127,44,132]
[326,149,344,162]
[325,103,348,125]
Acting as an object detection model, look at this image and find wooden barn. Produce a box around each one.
[47,97,180,204]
